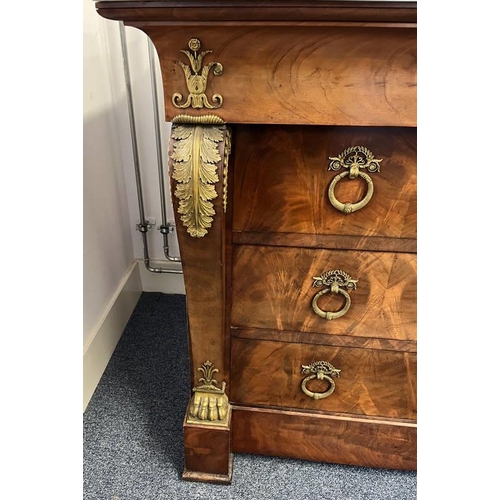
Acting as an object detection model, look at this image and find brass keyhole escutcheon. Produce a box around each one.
[311,270,358,320]
[327,146,382,214]
[301,361,341,400]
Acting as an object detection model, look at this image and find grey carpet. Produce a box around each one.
[83,292,417,500]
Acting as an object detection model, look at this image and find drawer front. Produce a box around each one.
[232,406,417,470]
[231,246,416,341]
[230,338,417,419]
[145,26,416,126]
[233,125,416,240]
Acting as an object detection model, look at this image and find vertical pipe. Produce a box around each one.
[119,22,146,225]
[148,38,168,227]
[147,37,181,262]
[119,22,182,275]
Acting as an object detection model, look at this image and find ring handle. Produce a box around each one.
[328,170,374,214]
[311,269,358,321]
[311,287,351,320]
[301,361,341,400]
[327,146,382,215]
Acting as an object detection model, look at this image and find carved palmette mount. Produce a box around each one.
[312,269,358,291]
[328,146,382,175]
[301,361,341,377]
[172,38,223,110]
[170,123,228,237]
[186,361,229,425]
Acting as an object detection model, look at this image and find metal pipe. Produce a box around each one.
[119,22,146,225]
[140,232,182,274]
[119,22,182,274]
[148,37,181,262]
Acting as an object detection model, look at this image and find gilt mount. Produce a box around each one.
[170,123,230,237]
[186,361,230,426]
[311,270,358,321]
[300,361,341,400]
[327,146,382,214]
[172,38,224,110]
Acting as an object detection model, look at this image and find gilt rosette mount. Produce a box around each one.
[173,38,224,110]
[311,269,358,320]
[327,146,382,214]
[301,361,341,400]
[186,361,230,426]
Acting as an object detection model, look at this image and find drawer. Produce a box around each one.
[233,125,416,241]
[144,26,416,126]
[230,338,416,420]
[231,245,416,341]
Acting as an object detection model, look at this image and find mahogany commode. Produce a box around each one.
[95,0,417,483]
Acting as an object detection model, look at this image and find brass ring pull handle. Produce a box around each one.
[328,170,374,214]
[311,286,351,320]
[311,270,358,321]
[327,146,382,215]
[301,361,341,400]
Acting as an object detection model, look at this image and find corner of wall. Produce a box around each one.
[83,261,143,411]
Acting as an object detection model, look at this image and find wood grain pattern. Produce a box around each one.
[140,26,415,126]
[168,126,231,386]
[232,406,417,470]
[233,231,416,253]
[231,327,417,353]
[230,338,416,418]
[96,1,417,24]
[96,0,418,479]
[233,125,416,239]
[231,246,416,340]
[183,417,232,479]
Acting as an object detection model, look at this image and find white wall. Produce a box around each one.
[83,0,135,346]
[83,0,183,352]
[85,2,183,296]
[83,2,185,407]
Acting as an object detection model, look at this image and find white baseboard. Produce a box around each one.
[138,259,186,294]
[83,261,143,411]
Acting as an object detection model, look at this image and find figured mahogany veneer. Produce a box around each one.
[231,245,416,340]
[183,411,232,482]
[95,0,417,482]
[96,1,417,128]
[231,328,417,353]
[146,25,416,126]
[233,125,416,240]
[232,406,417,470]
[231,338,416,419]
[167,127,233,387]
[96,1,417,25]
